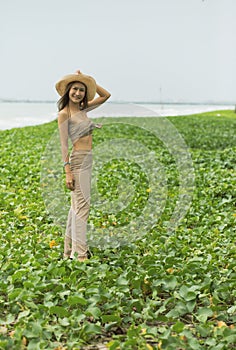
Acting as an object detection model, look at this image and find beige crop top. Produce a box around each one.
[58,109,97,162]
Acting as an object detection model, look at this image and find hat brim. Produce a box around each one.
[55,73,96,101]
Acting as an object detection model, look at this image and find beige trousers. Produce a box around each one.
[64,149,92,259]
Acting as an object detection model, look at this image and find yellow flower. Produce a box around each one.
[216,321,227,328]
[19,215,28,220]
[166,267,174,274]
[21,337,27,346]
[49,240,57,248]
[179,335,187,341]
[9,330,15,337]
[146,344,153,350]
[146,188,152,193]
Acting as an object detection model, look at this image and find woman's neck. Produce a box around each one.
[68,101,83,114]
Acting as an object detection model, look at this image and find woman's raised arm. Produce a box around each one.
[86,83,111,111]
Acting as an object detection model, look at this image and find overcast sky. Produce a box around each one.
[0,0,235,103]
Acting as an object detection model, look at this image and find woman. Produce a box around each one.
[55,70,111,261]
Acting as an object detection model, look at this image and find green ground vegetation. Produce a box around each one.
[0,110,236,349]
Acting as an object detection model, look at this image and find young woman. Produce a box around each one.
[55,70,111,261]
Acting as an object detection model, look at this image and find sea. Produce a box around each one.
[0,101,234,130]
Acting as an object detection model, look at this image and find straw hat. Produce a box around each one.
[55,72,96,101]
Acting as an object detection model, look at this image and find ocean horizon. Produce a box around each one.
[0,100,234,130]
[0,98,235,105]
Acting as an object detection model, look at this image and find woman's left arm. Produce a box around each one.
[87,84,111,111]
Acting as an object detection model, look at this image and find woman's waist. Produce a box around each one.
[71,149,92,155]
[71,135,92,151]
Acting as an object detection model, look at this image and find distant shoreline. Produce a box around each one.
[0,101,234,131]
[0,99,234,106]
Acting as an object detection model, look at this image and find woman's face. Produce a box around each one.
[69,82,86,104]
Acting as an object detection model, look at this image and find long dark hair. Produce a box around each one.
[57,81,88,111]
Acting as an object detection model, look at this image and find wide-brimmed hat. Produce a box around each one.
[55,73,96,101]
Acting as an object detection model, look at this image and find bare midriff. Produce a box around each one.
[72,134,92,151]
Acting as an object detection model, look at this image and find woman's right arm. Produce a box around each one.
[58,111,69,164]
[58,112,75,190]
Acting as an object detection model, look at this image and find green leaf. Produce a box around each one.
[186,300,196,313]
[8,288,22,300]
[163,276,178,290]
[27,339,41,350]
[17,310,30,320]
[196,307,213,323]
[227,305,236,314]
[83,323,102,334]
[117,276,129,285]
[58,317,70,326]
[188,337,202,350]
[85,306,102,319]
[67,295,87,306]
[106,340,120,350]
[172,321,185,333]
[101,315,121,323]
[23,322,42,338]
[49,306,69,317]
[166,301,188,318]
[179,285,197,301]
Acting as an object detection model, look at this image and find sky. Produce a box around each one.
[0,0,236,103]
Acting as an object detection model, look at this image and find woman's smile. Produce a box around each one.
[72,94,82,100]
[69,82,86,103]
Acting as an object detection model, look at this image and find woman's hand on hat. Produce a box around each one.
[75,69,82,74]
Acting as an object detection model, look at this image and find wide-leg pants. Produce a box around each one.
[64,149,92,259]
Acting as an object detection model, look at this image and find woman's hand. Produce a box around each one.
[75,69,82,74]
[65,172,75,191]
